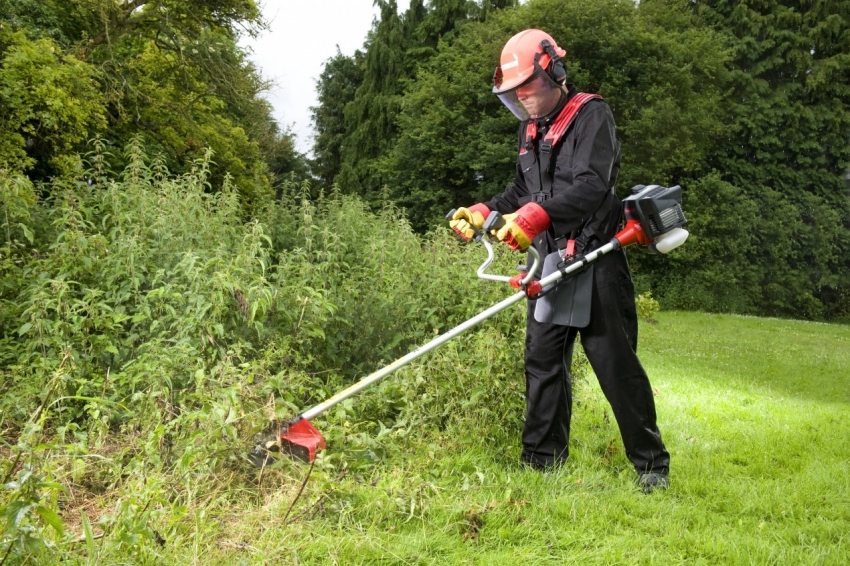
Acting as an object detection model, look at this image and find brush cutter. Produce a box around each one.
[248,184,689,466]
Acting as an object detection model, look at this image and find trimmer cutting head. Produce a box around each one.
[248,418,327,466]
[280,418,326,462]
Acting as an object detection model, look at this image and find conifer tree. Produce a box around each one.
[333,0,482,202]
[336,0,410,198]
[310,48,364,188]
[688,0,850,318]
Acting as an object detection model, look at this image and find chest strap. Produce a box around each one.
[519,92,602,155]
[540,92,602,154]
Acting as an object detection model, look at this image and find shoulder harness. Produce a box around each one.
[519,92,603,254]
[520,92,602,155]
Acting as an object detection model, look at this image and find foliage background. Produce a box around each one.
[313,0,850,321]
[1,0,849,562]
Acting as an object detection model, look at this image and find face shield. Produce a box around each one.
[492,67,563,121]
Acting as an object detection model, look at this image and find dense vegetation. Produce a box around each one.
[0,0,306,205]
[0,147,527,562]
[1,0,849,563]
[314,0,850,320]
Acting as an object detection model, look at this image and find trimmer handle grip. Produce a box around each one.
[483,211,505,234]
[447,208,485,241]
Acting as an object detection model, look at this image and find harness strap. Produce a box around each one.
[520,121,537,155]
[519,92,602,158]
[540,92,602,153]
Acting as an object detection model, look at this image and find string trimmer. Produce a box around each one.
[248,184,688,466]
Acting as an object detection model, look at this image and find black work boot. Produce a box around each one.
[638,471,669,494]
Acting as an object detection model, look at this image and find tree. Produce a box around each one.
[686,0,850,318]
[377,18,512,227]
[336,0,409,199]
[1,0,309,208]
[332,0,486,203]
[0,29,106,177]
[310,48,364,187]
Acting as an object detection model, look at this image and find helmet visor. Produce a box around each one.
[496,89,532,121]
[493,69,562,121]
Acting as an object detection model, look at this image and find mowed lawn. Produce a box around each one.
[185,312,850,565]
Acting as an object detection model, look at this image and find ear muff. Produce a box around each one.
[540,39,567,84]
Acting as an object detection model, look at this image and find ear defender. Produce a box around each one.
[540,39,567,84]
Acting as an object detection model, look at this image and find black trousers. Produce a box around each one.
[520,251,670,474]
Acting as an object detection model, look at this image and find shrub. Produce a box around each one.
[635,291,661,323]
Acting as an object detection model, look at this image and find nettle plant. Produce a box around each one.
[1,140,281,560]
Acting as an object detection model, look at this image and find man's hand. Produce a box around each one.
[494,203,550,251]
[449,203,490,241]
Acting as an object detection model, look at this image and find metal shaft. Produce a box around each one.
[300,288,528,420]
[538,239,619,292]
[299,238,621,422]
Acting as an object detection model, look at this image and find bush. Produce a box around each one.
[635,291,661,323]
[0,140,542,562]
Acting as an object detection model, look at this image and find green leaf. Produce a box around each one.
[36,504,64,535]
[8,501,34,529]
[81,511,97,560]
[19,223,35,244]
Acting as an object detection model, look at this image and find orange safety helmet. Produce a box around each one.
[492,29,568,121]
[493,29,567,94]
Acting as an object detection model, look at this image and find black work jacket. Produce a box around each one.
[486,90,622,256]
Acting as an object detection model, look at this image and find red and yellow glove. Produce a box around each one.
[494,203,550,251]
[449,203,491,241]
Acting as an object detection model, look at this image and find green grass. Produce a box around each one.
[9,311,849,564]
[151,311,849,565]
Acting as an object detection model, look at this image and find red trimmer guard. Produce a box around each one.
[280,419,326,462]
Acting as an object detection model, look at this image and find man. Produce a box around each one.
[450,29,669,493]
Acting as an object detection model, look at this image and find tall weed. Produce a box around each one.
[0,140,613,562]
[1,143,275,561]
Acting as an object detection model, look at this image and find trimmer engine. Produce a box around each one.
[617,184,689,254]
